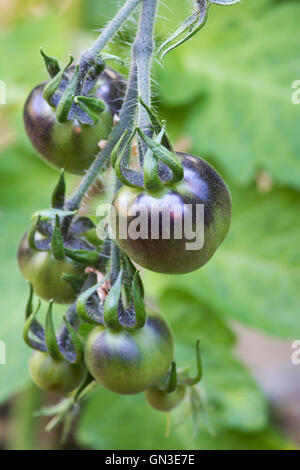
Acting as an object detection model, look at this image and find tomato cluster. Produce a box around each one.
[20,32,231,422]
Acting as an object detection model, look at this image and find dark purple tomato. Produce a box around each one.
[23,68,125,174]
[85,311,174,395]
[145,386,186,412]
[29,351,86,395]
[112,153,231,274]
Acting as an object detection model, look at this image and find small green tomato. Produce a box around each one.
[29,351,86,395]
[85,311,174,395]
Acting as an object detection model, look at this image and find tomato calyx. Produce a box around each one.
[27,170,102,269]
[40,50,113,126]
[110,101,184,193]
[76,249,146,331]
[23,284,83,365]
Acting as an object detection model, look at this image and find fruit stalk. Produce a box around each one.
[133,0,158,134]
[66,0,159,210]
[76,0,142,95]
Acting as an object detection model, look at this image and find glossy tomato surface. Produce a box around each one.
[112,153,231,274]
[24,68,125,174]
[85,311,174,395]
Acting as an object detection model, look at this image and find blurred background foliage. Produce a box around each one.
[0,0,300,450]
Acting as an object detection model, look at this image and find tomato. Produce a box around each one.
[23,68,125,174]
[112,153,231,274]
[29,351,86,395]
[145,386,186,412]
[18,233,83,304]
[85,311,174,395]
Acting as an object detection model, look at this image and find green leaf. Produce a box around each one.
[156,0,300,188]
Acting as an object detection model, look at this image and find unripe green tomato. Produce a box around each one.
[23,68,125,175]
[29,351,86,395]
[112,153,231,274]
[85,312,174,395]
[145,386,186,412]
[18,233,83,304]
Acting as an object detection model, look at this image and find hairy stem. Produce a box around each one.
[134,0,158,133]
[66,0,159,210]
[76,0,142,94]
[66,54,138,211]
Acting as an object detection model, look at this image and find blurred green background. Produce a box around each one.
[0,0,300,450]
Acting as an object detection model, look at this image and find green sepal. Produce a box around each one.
[143,149,163,193]
[61,273,86,294]
[40,48,61,78]
[64,247,100,265]
[62,315,83,364]
[51,215,65,261]
[92,55,106,75]
[25,283,34,320]
[180,340,202,386]
[32,208,77,220]
[111,128,133,168]
[104,270,123,330]
[158,1,210,60]
[51,169,66,209]
[131,271,146,329]
[137,128,184,185]
[112,130,144,189]
[45,301,64,361]
[23,298,42,350]
[122,255,144,299]
[139,97,173,152]
[101,53,124,65]
[76,275,109,324]
[28,215,44,252]
[143,126,166,193]
[166,362,178,393]
[73,371,95,402]
[75,95,106,124]
[56,65,79,123]
[43,55,74,106]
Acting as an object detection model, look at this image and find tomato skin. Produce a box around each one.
[85,312,174,395]
[29,351,86,395]
[23,68,125,174]
[113,153,231,274]
[18,233,83,304]
[146,386,186,412]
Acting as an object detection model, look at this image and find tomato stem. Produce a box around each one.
[134,0,158,136]
[75,0,142,96]
[66,0,159,211]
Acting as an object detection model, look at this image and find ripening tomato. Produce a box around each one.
[29,351,86,395]
[112,153,231,274]
[23,68,125,174]
[85,311,174,395]
[18,233,83,304]
[145,386,186,412]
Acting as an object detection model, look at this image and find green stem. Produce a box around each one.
[134,0,158,133]
[66,0,159,210]
[76,0,142,94]
[66,64,138,211]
